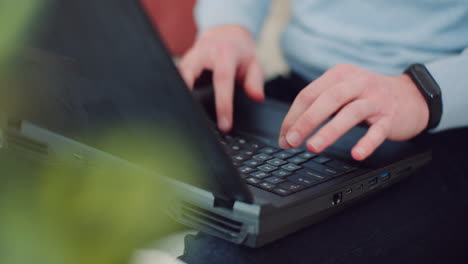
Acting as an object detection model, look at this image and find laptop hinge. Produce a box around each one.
[214,197,235,210]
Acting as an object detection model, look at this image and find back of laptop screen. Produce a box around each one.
[0,0,251,202]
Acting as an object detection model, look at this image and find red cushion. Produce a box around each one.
[140,0,197,57]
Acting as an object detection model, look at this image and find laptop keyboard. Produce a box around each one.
[216,132,357,196]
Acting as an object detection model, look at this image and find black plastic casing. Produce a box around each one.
[405,64,443,130]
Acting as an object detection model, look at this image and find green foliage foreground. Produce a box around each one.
[0,132,181,264]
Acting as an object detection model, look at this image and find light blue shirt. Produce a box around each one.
[195,0,468,132]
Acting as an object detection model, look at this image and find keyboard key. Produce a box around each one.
[274,151,294,159]
[267,158,288,166]
[281,163,302,171]
[272,169,292,177]
[245,177,262,185]
[265,176,285,184]
[326,160,355,172]
[232,153,249,162]
[253,153,273,161]
[288,156,307,164]
[273,187,291,196]
[278,181,303,192]
[286,148,304,154]
[231,145,241,152]
[259,147,280,154]
[313,156,331,164]
[299,152,316,159]
[288,174,318,186]
[238,166,255,174]
[239,149,254,156]
[236,138,247,144]
[250,171,270,179]
[303,161,338,176]
[243,159,262,167]
[247,142,262,150]
[258,164,278,172]
[223,134,235,143]
[297,168,327,181]
[232,161,242,167]
[259,182,276,190]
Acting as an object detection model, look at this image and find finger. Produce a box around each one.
[284,81,364,148]
[243,59,265,102]
[306,99,379,153]
[352,118,390,160]
[213,53,238,132]
[278,71,341,147]
[178,49,207,90]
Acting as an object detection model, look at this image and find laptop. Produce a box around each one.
[0,0,431,247]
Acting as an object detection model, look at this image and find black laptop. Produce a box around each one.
[0,0,431,247]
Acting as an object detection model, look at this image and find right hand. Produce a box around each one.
[178,25,265,132]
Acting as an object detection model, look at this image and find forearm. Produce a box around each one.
[426,48,468,132]
[194,0,271,37]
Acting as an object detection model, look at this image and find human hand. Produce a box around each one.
[178,25,264,132]
[279,64,429,160]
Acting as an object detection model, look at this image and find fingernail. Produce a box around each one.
[279,136,288,149]
[355,147,366,158]
[219,117,230,131]
[286,131,301,147]
[309,136,324,151]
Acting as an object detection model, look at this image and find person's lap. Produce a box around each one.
[180,74,468,264]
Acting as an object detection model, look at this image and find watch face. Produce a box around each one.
[413,64,441,98]
[406,64,442,129]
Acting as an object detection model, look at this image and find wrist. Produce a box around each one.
[199,25,254,43]
[397,73,430,133]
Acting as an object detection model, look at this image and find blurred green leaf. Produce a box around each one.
[0,126,192,264]
[0,0,40,69]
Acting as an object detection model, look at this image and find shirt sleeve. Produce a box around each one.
[194,0,272,38]
[425,48,468,132]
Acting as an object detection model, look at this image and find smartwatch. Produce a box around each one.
[404,64,443,130]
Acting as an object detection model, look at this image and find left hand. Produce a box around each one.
[278,64,430,160]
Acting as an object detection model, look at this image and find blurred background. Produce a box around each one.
[141,0,290,79]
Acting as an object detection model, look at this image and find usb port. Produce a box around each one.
[368,177,377,186]
[379,172,390,181]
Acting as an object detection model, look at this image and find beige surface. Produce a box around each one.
[136,1,291,263]
[257,0,290,79]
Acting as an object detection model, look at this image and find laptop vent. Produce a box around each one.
[5,132,49,155]
[179,201,244,240]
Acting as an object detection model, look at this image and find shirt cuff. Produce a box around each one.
[194,0,271,38]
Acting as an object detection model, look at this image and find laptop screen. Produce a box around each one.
[0,0,252,203]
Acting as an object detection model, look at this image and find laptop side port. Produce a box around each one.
[368,177,378,186]
[332,192,343,205]
[379,172,390,181]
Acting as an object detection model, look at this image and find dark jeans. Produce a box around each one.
[180,74,468,264]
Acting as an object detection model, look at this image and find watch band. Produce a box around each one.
[404,64,443,130]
